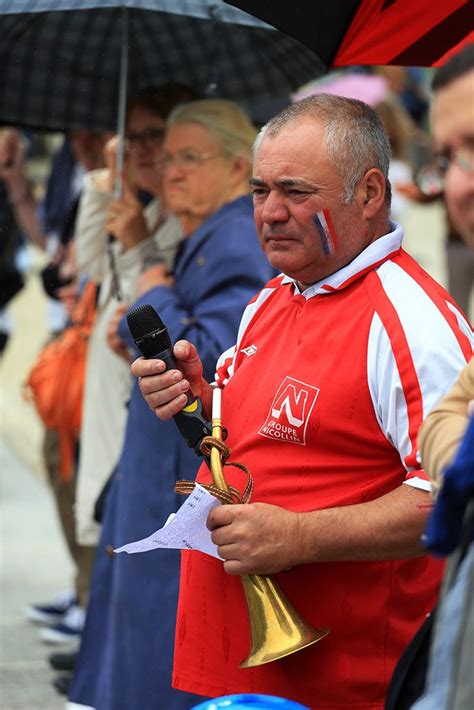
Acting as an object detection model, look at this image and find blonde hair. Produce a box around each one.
[167,99,257,176]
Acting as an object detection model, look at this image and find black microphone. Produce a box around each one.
[127,304,212,457]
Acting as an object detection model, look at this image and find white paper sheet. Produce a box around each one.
[114,483,223,560]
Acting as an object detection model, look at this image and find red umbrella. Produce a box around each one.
[224,0,473,68]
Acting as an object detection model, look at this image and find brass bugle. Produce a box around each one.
[209,386,329,668]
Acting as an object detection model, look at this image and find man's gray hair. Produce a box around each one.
[254,94,392,206]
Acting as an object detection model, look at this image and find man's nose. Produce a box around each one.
[260,192,289,223]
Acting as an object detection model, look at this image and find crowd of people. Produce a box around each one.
[0,43,473,710]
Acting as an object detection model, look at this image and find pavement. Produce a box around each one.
[0,438,74,710]
[0,200,471,710]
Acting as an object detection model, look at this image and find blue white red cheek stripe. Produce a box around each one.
[313,209,339,255]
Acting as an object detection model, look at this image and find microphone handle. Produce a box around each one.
[150,346,212,458]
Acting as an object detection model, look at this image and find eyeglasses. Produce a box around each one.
[157,149,219,172]
[125,127,165,150]
[416,143,474,196]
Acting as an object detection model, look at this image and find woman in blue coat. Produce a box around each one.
[69,100,275,710]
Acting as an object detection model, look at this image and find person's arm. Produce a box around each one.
[208,484,430,575]
[0,129,45,249]
[74,169,113,283]
[418,358,474,495]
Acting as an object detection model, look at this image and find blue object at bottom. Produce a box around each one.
[192,694,310,709]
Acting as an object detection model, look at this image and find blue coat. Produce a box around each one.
[70,196,275,710]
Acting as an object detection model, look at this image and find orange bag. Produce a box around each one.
[24,281,97,482]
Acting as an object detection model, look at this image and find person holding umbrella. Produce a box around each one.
[40,85,201,673]
[72,83,200,560]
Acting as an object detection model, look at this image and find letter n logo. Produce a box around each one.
[259,376,319,446]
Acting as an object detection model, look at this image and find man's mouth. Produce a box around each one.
[264,233,293,242]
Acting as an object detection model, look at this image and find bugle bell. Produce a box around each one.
[207,386,329,668]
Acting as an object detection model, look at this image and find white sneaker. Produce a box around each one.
[40,604,85,644]
[24,589,77,625]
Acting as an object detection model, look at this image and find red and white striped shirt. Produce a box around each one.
[173,223,473,708]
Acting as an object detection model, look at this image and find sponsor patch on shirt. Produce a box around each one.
[259,376,319,445]
[241,344,258,356]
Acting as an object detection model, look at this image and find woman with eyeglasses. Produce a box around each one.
[68,99,275,710]
[70,83,199,561]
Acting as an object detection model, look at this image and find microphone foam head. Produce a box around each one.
[127,304,171,356]
[127,304,164,340]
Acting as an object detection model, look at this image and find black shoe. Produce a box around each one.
[52,674,72,696]
[49,650,77,671]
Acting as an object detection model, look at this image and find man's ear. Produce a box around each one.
[359,168,386,217]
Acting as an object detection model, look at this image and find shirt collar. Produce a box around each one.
[281,221,403,298]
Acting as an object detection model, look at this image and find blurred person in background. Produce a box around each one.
[0,174,24,354]
[385,43,474,710]
[73,83,199,561]
[67,98,275,710]
[0,130,108,333]
[46,84,200,692]
[372,65,430,128]
[418,43,474,490]
[0,127,109,650]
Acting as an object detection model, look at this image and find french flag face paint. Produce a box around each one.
[312,209,339,256]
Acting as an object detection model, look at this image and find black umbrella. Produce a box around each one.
[0,0,324,134]
[224,0,473,69]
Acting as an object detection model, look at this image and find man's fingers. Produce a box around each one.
[130,357,166,378]
[174,341,204,382]
[147,393,190,421]
[143,380,191,409]
[207,505,236,531]
[222,560,246,576]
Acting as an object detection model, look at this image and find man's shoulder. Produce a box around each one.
[372,248,460,313]
[366,249,472,355]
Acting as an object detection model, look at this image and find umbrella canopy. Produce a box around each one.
[0,0,323,133]
[225,0,473,69]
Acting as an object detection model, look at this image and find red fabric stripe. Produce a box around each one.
[434,34,474,66]
[365,270,424,470]
[390,4,474,66]
[334,0,469,67]
[397,252,473,361]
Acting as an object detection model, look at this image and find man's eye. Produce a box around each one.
[252,188,266,196]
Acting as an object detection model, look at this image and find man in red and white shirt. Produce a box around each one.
[133,94,473,709]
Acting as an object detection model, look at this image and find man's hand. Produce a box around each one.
[207,502,301,576]
[131,340,212,420]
